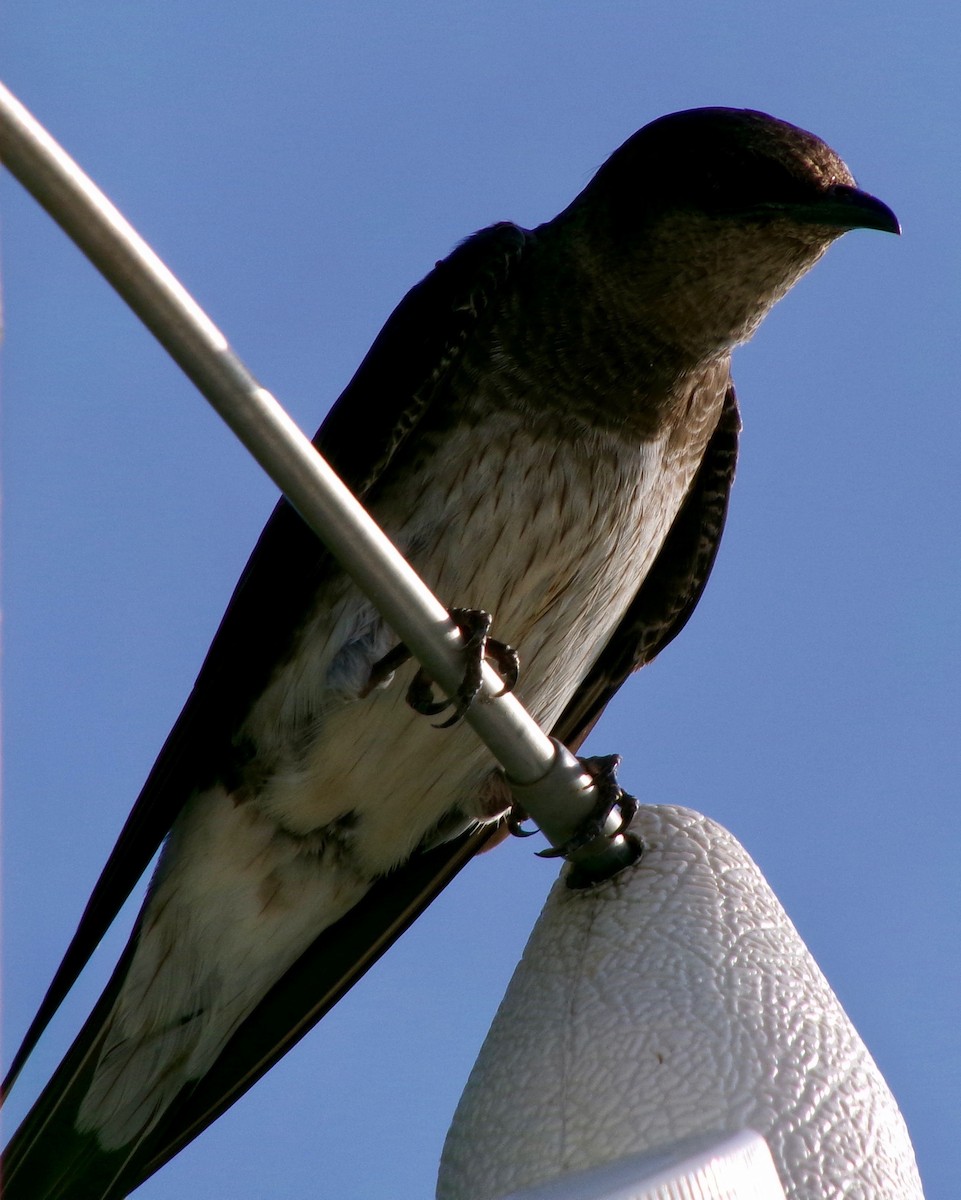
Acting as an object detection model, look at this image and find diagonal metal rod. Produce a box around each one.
[0,80,637,873]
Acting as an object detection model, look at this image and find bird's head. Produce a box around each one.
[569,107,899,361]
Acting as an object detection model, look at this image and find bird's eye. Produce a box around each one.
[692,156,813,218]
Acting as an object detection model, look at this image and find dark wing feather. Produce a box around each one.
[1,222,530,1101]
[102,386,741,1198]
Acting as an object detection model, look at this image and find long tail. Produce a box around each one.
[3,938,146,1200]
[1,828,489,1199]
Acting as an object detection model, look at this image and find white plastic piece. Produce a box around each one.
[438,806,923,1200]
[496,1130,785,1200]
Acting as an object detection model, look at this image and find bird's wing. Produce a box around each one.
[2,221,531,1101]
[119,386,742,1198]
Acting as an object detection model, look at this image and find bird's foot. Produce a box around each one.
[534,754,638,858]
[367,607,519,728]
[409,608,519,727]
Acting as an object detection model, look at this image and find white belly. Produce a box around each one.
[79,416,705,1147]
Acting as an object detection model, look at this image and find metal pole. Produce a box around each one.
[0,81,636,873]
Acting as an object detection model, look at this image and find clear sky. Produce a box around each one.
[3,3,958,1197]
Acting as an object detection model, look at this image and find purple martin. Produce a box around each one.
[3,108,898,1198]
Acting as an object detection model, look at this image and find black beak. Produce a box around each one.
[740,185,901,235]
[806,184,901,235]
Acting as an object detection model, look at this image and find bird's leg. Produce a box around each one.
[360,641,411,696]
[534,754,639,859]
[366,607,519,728]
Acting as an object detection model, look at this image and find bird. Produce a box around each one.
[3,107,898,1198]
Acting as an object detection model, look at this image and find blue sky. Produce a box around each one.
[3,3,958,1197]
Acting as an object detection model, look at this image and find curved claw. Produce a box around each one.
[406,666,481,729]
[536,754,638,859]
[507,805,539,838]
[432,700,473,730]
[486,640,520,697]
[406,670,453,717]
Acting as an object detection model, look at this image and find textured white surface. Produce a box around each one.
[438,806,923,1200]
[497,1130,785,1200]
